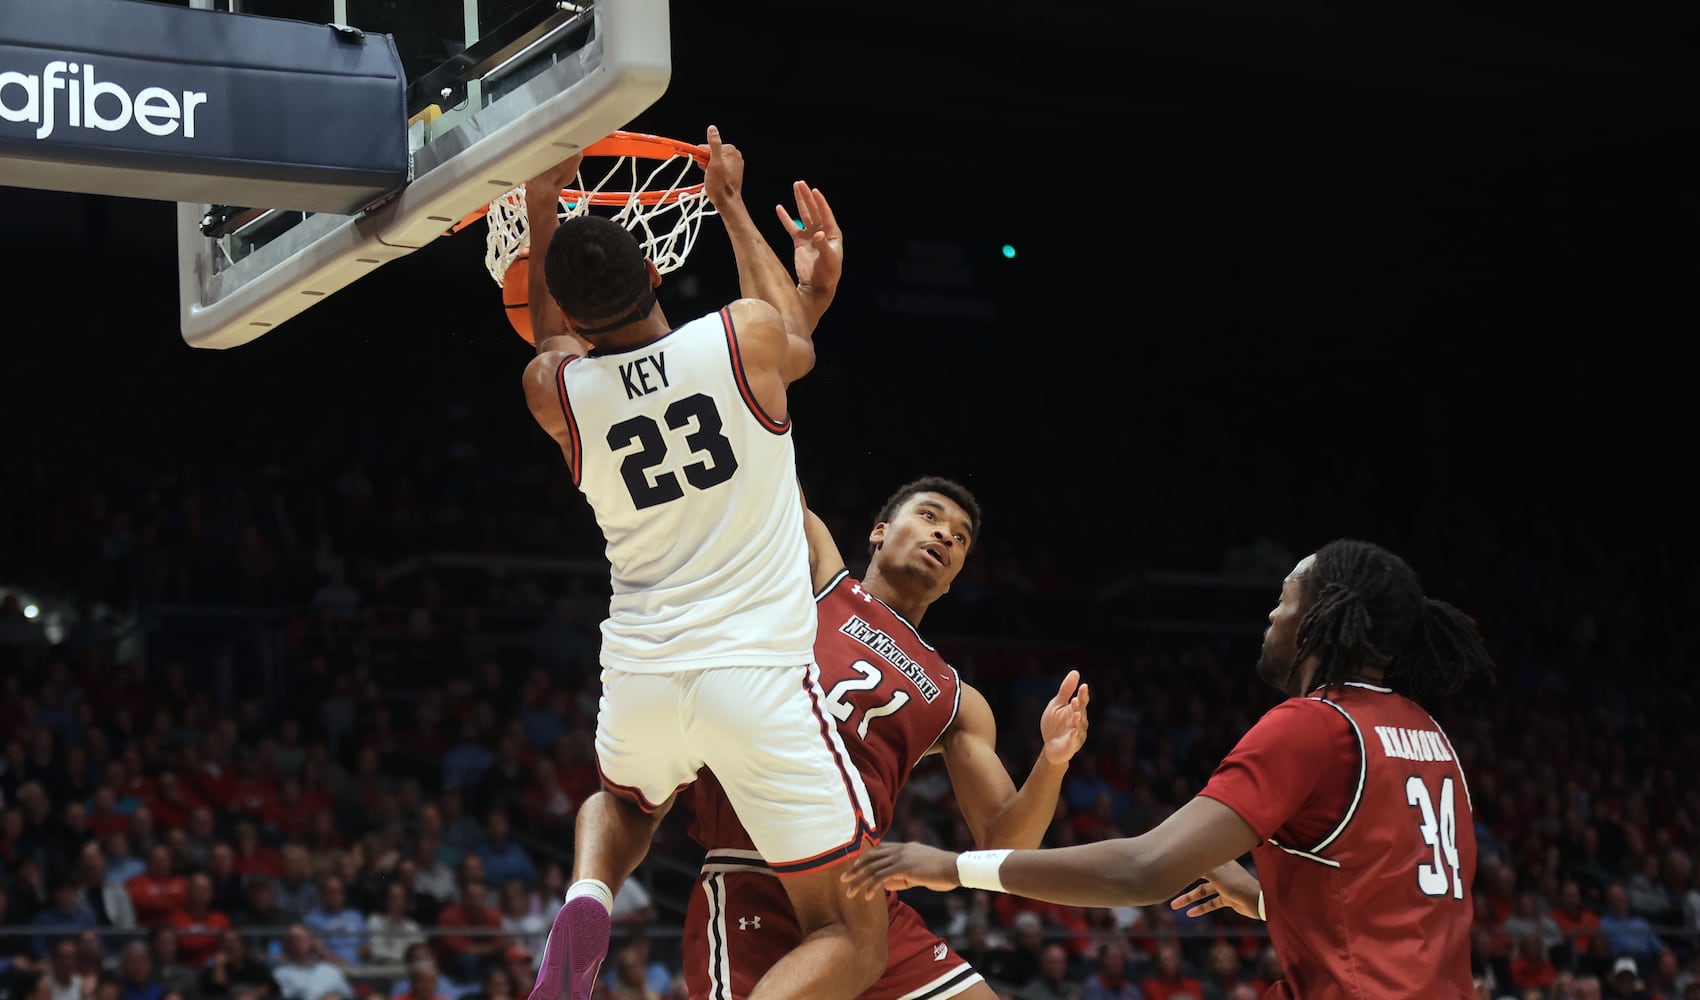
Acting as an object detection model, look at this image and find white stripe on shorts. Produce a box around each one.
[896,964,985,1000]
[804,661,878,833]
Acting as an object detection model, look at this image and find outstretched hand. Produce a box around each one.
[841,842,961,901]
[1169,860,1263,920]
[775,181,843,293]
[1040,670,1090,765]
[702,125,745,210]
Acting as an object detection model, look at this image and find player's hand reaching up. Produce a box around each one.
[702,125,745,209]
[1040,669,1090,765]
[776,181,843,294]
[1170,860,1263,921]
[525,151,583,208]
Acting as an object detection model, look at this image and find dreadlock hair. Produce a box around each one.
[870,476,982,555]
[542,216,653,330]
[1292,539,1495,703]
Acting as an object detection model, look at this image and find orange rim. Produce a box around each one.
[452,130,708,231]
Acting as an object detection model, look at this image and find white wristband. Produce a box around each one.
[955,850,1012,892]
[1257,891,1266,921]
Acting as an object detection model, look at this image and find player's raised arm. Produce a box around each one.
[774,181,842,334]
[702,125,827,385]
[940,672,1089,850]
[841,795,1259,908]
[523,155,593,359]
[803,507,848,594]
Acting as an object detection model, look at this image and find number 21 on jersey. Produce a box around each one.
[1406,775,1463,899]
[823,660,911,739]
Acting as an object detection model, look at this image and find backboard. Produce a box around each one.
[174,0,670,349]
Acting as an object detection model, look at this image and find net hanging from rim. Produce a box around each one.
[469,131,716,287]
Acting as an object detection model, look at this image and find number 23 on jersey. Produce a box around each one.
[606,392,739,510]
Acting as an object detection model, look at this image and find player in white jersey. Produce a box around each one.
[518,127,888,1000]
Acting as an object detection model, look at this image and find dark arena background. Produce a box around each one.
[2,2,1698,1000]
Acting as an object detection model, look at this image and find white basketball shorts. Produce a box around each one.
[595,662,876,874]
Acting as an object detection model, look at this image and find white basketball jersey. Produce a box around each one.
[556,307,815,673]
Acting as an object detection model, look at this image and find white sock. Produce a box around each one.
[565,878,614,915]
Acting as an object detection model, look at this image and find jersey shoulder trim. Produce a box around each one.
[556,354,585,486]
[816,569,852,602]
[1305,695,1368,855]
[720,306,789,435]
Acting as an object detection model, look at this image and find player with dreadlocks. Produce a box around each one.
[844,539,1495,999]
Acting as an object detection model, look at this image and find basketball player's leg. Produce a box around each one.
[684,858,986,1000]
[532,670,696,1000]
[685,664,888,1000]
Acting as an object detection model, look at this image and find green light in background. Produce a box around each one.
[1001,244,1016,259]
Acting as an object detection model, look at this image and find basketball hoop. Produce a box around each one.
[457,130,714,343]
[465,130,714,285]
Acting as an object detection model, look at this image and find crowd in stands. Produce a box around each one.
[5,305,1700,1000]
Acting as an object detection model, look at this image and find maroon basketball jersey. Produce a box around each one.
[1203,682,1477,999]
[688,570,962,850]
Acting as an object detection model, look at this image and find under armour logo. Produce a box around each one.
[850,584,873,603]
[738,916,762,931]
[933,943,948,961]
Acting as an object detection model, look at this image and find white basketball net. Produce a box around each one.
[482,148,715,287]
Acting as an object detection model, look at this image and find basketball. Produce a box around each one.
[504,251,534,345]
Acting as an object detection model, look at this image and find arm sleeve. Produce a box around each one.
[1198,697,1359,845]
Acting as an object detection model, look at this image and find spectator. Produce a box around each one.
[471,816,533,888]
[166,875,231,969]
[410,835,456,908]
[1083,942,1143,1000]
[435,795,483,867]
[101,836,143,890]
[1024,943,1084,1000]
[300,879,361,969]
[1600,885,1663,964]
[29,884,97,960]
[1626,856,1675,923]
[461,966,516,1000]
[269,850,318,923]
[270,927,351,1000]
[180,813,217,875]
[395,958,445,1000]
[987,912,1044,991]
[1647,950,1683,1000]
[605,945,659,1000]
[77,844,136,936]
[229,826,278,882]
[1501,892,1563,958]
[1606,957,1651,999]
[598,935,667,1000]
[387,947,457,1000]
[365,885,425,977]
[300,816,343,884]
[44,940,88,1000]
[1576,974,1604,1000]
[495,884,544,965]
[439,728,492,798]
[1141,944,1203,1000]
[146,929,198,1000]
[116,944,161,1000]
[608,878,655,930]
[125,849,186,928]
[433,881,506,984]
[1552,881,1601,961]
[71,933,102,984]
[203,848,244,917]
[197,933,274,1000]
[1510,933,1557,995]
[232,879,287,958]
[1201,940,1251,1000]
